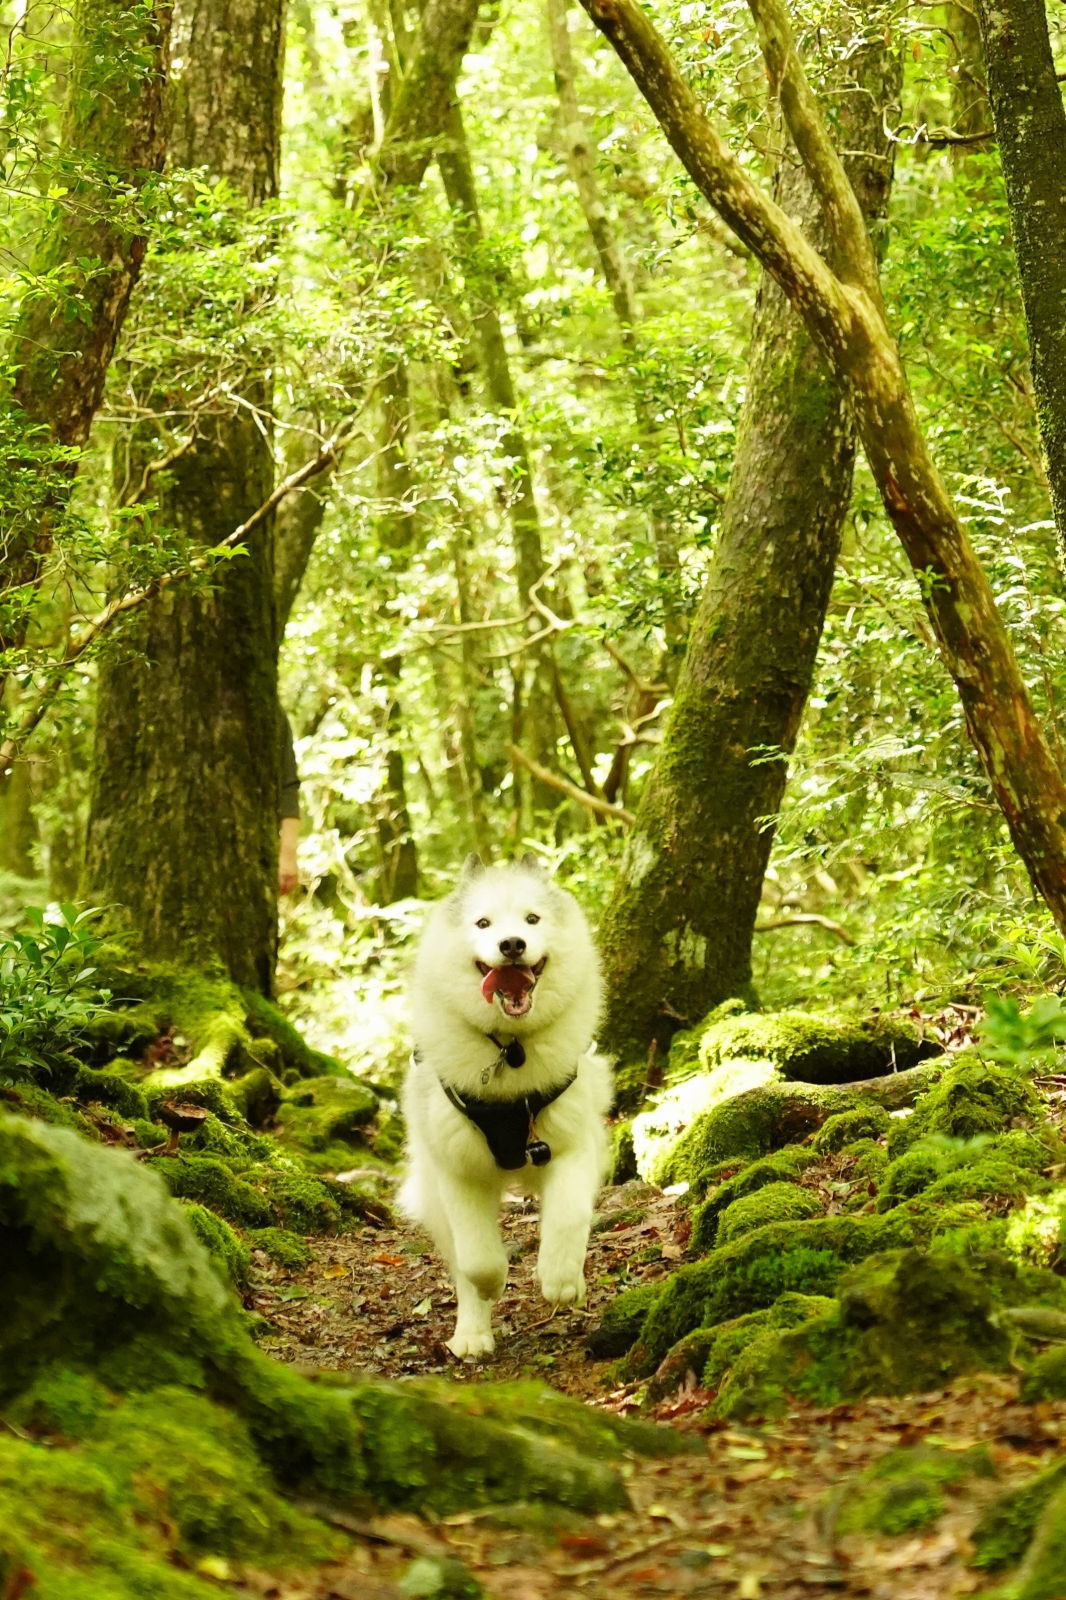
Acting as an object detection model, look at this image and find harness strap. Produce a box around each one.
[443,1071,577,1170]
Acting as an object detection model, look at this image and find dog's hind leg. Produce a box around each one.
[535,1149,600,1307]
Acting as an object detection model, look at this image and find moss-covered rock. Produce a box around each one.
[627,1211,921,1375]
[257,1165,342,1233]
[586,1280,665,1359]
[180,1202,251,1288]
[842,1138,889,1185]
[697,1008,935,1085]
[651,1079,855,1192]
[715,1181,823,1245]
[71,1063,150,1121]
[609,1119,638,1183]
[831,1442,994,1537]
[879,1131,1057,1212]
[714,1248,1019,1419]
[971,1455,1066,1573]
[0,1110,670,1529]
[692,1147,820,1251]
[812,1103,891,1154]
[248,1226,314,1269]
[630,1059,777,1184]
[274,1074,380,1155]
[703,1294,835,1389]
[148,1152,274,1228]
[1007,1184,1066,1273]
[886,1060,1043,1158]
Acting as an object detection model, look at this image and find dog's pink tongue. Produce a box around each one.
[480,965,534,1005]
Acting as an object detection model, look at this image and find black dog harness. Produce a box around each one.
[432,1034,577,1170]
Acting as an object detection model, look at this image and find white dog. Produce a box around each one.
[400,855,613,1358]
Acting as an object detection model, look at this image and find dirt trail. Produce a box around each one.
[249,1183,1066,1599]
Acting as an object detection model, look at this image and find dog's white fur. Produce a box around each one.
[400,858,612,1358]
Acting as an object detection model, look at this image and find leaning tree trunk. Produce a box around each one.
[975,0,1066,559]
[598,34,900,1069]
[0,0,171,691]
[84,0,285,994]
[579,0,1066,967]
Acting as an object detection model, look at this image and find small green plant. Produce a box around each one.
[0,904,111,1082]
[978,995,1066,1071]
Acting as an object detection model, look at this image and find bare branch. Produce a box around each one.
[508,743,635,825]
[753,912,856,945]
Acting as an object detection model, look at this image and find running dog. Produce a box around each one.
[400,855,612,1357]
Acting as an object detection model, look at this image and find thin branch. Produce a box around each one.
[508,742,635,824]
[753,912,856,945]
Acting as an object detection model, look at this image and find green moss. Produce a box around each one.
[241,988,343,1079]
[812,1104,891,1154]
[146,1076,241,1124]
[716,1181,822,1245]
[1020,1346,1066,1402]
[880,1131,1056,1212]
[0,1113,651,1522]
[609,1119,637,1183]
[697,1008,934,1085]
[715,1248,1018,1419]
[703,1294,835,1389]
[630,1059,777,1184]
[274,1074,380,1154]
[1014,1481,1066,1600]
[842,1139,889,1184]
[586,1280,665,1359]
[148,1152,273,1227]
[248,1226,314,1268]
[180,1202,251,1288]
[629,1211,920,1376]
[887,1061,1043,1158]
[693,1147,820,1250]
[72,1064,150,1121]
[653,1079,854,1193]
[833,1443,994,1537]
[258,1166,341,1233]
[1,1082,86,1130]
[1007,1184,1066,1272]
[972,1457,1066,1571]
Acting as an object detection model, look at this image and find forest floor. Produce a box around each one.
[250,1179,1066,1600]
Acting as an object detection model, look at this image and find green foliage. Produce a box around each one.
[0,905,111,1083]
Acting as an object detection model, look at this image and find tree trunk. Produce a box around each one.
[437,101,563,823]
[1,0,171,680]
[598,34,900,1066]
[84,0,285,994]
[579,0,1066,955]
[975,0,1066,557]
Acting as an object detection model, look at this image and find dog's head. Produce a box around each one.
[424,853,592,1030]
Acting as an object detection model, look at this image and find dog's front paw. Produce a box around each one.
[537,1263,587,1307]
[447,1328,496,1359]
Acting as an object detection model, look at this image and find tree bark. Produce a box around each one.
[975,0,1066,556]
[579,0,1066,959]
[1,0,172,675]
[598,33,900,1064]
[84,0,286,993]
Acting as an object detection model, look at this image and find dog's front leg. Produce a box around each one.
[536,1149,598,1307]
[436,1172,508,1358]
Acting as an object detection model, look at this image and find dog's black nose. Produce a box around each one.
[498,936,526,958]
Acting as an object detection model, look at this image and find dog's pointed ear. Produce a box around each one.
[461,853,487,879]
[519,851,544,873]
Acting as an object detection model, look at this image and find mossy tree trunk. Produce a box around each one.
[598,35,900,1064]
[975,0,1066,558]
[84,0,286,994]
[580,0,1066,979]
[0,0,171,688]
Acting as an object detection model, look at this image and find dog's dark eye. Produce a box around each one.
[525,913,540,925]
[475,917,491,929]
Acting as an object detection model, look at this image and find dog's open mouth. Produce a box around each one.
[476,957,547,1019]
